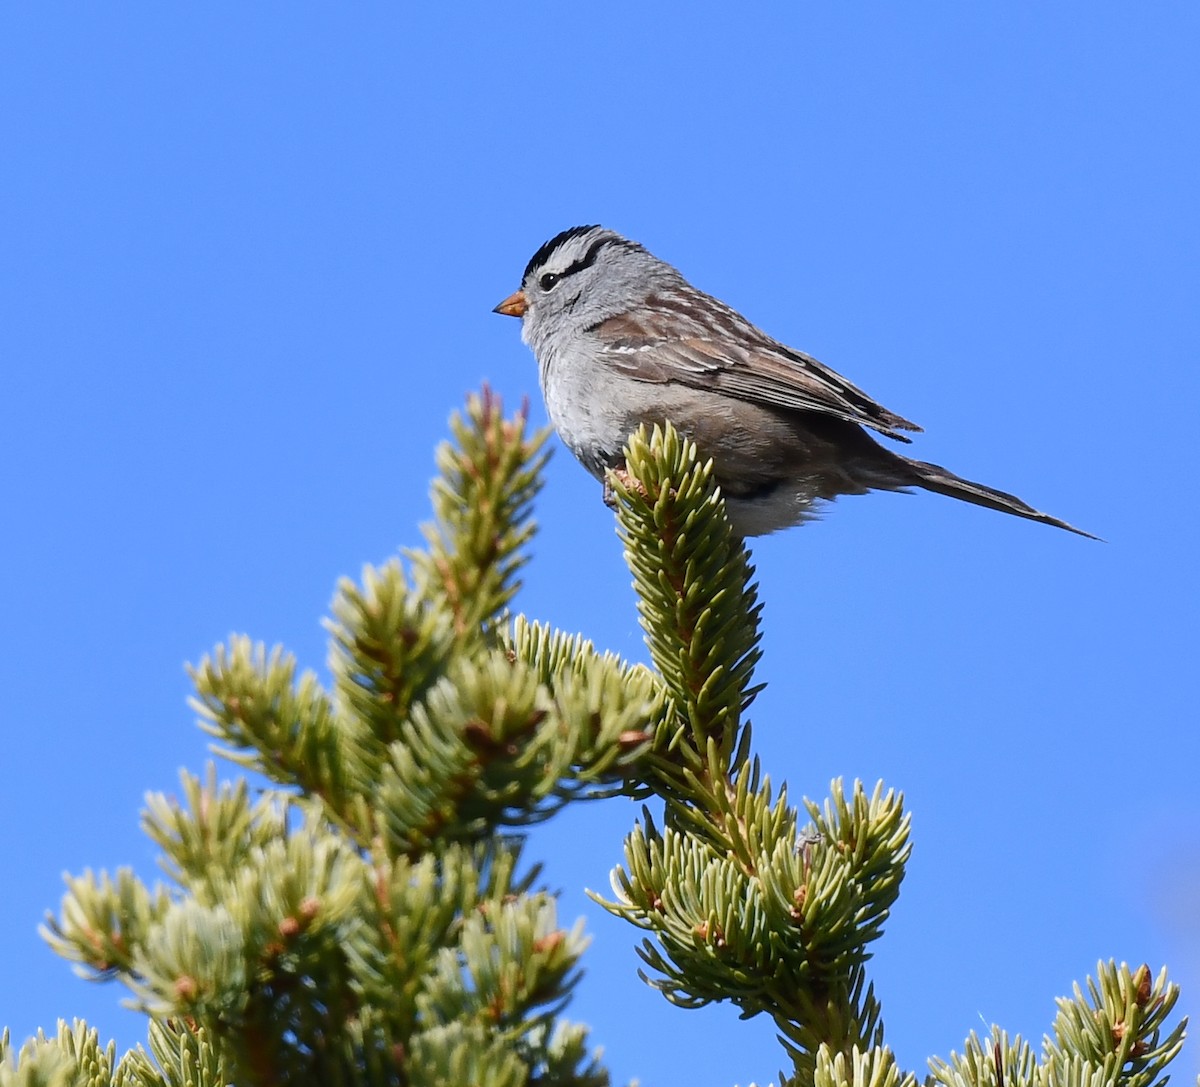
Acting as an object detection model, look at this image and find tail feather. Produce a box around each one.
[907,458,1099,540]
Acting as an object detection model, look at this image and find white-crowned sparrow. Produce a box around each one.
[495,225,1093,539]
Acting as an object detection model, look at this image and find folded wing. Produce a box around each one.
[588,293,922,444]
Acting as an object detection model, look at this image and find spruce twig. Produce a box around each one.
[25,392,622,1087]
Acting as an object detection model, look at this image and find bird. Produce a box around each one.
[494,225,1094,539]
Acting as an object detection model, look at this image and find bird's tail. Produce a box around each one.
[904,457,1098,539]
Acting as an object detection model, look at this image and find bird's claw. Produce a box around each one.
[604,467,649,508]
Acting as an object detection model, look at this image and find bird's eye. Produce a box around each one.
[539,272,561,291]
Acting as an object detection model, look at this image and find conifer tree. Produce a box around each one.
[1,391,1188,1087]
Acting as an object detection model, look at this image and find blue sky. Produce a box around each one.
[2,5,1197,1084]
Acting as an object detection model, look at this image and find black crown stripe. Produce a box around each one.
[522,224,603,282]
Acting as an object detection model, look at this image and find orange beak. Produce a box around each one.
[493,289,528,318]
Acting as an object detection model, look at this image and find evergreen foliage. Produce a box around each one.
[2,391,1188,1087]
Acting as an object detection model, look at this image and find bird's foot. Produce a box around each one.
[604,467,648,508]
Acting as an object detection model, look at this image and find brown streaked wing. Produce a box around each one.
[590,299,922,443]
